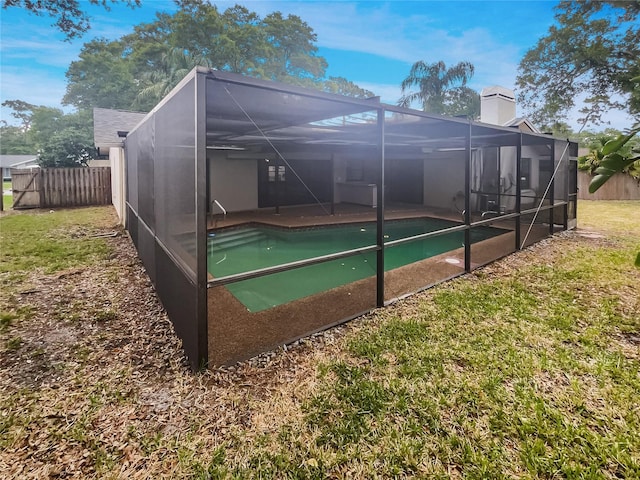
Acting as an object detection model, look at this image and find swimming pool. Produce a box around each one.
[208,218,503,312]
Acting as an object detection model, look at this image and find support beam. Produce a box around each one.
[464,120,471,273]
[515,133,522,249]
[376,109,385,307]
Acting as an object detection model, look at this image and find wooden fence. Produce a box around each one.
[11,167,112,209]
[578,171,640,200]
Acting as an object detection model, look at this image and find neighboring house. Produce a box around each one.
[0,154,39,181]
[93,107,147,224]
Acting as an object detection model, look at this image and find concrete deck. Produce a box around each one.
[207,202,465,230]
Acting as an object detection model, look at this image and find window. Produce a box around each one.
[268,165,286,182]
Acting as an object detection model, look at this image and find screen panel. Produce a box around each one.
[470,125,520,219]
[137,119,155,230]
[156,242,199,368]
[205,77,380,277]
[207,254,376,365]
[383,111,467,300]
[521,135,554,213]
[520,210,551,248]
[553,139,569,203]
[125,136,139,213]
[124,72,205,369]
[154,76,198,280]
[469,217,516,268]
[552,204,566,233]
[204,76,383,365]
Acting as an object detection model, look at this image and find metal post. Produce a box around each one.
[464,120,471,273]
[376,108,385,307]
[563,140,569,230]
[515,133,522,249]
[549,141,555,235]
[195,71,208,369]
[572,145,578,227]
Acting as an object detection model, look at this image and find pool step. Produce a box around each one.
[208,228,268,251]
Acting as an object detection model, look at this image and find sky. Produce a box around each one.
[0,0,635,130]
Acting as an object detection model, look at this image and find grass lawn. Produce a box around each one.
[0,201,639,478]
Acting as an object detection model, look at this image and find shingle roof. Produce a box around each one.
[93,107,147,148]
[504,117,540,134]
[0,154,38,168]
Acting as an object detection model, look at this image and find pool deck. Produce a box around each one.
[204,203,554,365]
[207,202,466,230]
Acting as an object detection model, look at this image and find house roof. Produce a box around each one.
[93,107,147,149]
[0,154,38,169]
[504,117,541,134]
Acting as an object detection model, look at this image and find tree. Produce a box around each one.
[169,2,269,77]
[516,1,640,126]
[2,101,94,166]
[398,60,479,117]
[583,77,640,267]
[37,128,96,167]
[2,0,140,41]
[1,99,38,131]
[0,100,39,154]
[578,131,640,179]
[135,48,213,110]
[28,106,67,147]
[0,124,35,154]
[63,2,341,110]
[35,109,95,167]
[589,122,640,268]
[321,77,375,98]
[586,124,640,192]
[440,86,480,119]
[63,39,140,110]
[261,11,327,83]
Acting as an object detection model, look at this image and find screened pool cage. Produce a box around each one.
[125,67,578,369]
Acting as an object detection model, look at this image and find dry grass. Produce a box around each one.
[0,201,639,478]
[578,200,640,236]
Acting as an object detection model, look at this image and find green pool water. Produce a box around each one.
[208,218,503,312]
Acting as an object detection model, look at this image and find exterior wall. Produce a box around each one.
[209,153,258,212]
[334,153,378,206]
[423,152,465,210]
[109,147,126,225]
[578,171,640,200]
[521,145,542,192]
[333,155,347,203]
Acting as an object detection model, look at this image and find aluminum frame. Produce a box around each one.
[124,68,578,368]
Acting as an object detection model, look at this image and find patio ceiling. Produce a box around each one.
[204,71,554,153]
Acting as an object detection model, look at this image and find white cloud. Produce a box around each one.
[0,37,79,69]
[237,2,526,94]
[0,68,70,125]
